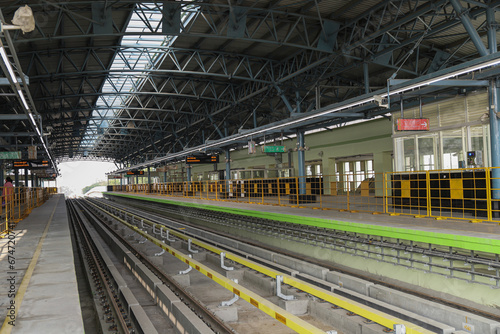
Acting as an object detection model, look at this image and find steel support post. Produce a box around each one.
[297,131,306,195]
[363,62,370,94]
[225,149,231,193]
[487,8,498,54]
[24,168,28,187]
[488,10,500,205]
[490,80,500,201]
[14,169,19,187]
[0,167,4,186]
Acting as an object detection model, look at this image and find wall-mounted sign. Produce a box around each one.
[185,155,219,164]
[262,145,286,153]
[0,151,21,160]
[397,118,429,131]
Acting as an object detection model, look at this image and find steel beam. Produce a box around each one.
[449,0,489,57]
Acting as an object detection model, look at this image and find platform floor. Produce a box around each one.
[106,192,500,240]
[0,194,84,334]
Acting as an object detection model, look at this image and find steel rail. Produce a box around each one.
[88,198,436,334]
[99,195,500,323]
[74,199,234,334]
[67,200,131,333]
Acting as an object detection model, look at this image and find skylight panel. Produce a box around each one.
[81,2,196,157]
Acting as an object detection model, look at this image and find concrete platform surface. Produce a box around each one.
[0,194,84,334]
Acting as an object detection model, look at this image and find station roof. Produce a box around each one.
[0,1,499,171]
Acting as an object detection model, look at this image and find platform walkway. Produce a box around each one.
[0,194,84,334]
[106,192,500,255]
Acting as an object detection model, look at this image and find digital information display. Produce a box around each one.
[126,170,144,176]
[13,160,49,169]
[185,155,219,164]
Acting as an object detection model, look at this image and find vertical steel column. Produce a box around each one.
[363,62,370,94]
[488,10,500,208]
[31,172,34,188]
[24,168,28,187]
[0,167,4,186]
[490,81,500,200]
[14,169,19,187]
[147,166,151,193]
[487,8,498,54]
[186,164,191,182]
[297,131,306,195]
[225,149,231,193]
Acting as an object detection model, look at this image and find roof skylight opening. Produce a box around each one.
[80,2,197,158]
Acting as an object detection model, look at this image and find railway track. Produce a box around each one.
[73,196,500,334]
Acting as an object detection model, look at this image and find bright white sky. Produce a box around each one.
[55,161,116,197]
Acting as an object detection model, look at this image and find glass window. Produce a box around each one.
[367,160,374,178]
[306,165,313,176]
[442,129,464,169]
[418,136,436,170]
[404,138,416,171]
[470,125,484,153]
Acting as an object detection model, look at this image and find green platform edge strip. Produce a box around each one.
[104,193,500,254]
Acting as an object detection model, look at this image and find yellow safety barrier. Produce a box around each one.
[112,167,500,223]
[1,187,54,236]
[91,200,434,334]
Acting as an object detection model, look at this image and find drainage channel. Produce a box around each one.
[97,195,500,334]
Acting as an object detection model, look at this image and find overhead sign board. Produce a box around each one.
[126,170,144,176]
[397,118,429,131]
[13,160,49,169]
[185,155,219,164]
[0,151,21,160]
[31,160,50,169]
[13,160,29,168]
[262,145,286,153]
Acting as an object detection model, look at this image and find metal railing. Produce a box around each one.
[111,168,500,223]
[1,187,55,235]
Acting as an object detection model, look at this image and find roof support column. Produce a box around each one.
[450,0,489,56]
[363,62,370,94]
[14,169,19,187]
[489,81,500,201]
[0,167,4,186]
[186,164,191,183]
[31,171,34,188]
[225,149,231,193]
[297,131,306,195]
[487,7,497,53]
[24,168,28,188]
[147,166,151,193]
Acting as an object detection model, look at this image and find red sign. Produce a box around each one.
[397,118,429,131]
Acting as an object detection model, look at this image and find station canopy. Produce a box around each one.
[0,1,500,171]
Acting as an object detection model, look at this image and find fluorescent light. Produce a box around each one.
[18,89,29,110]
[0,47,17,83]
[28,112,36,125]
